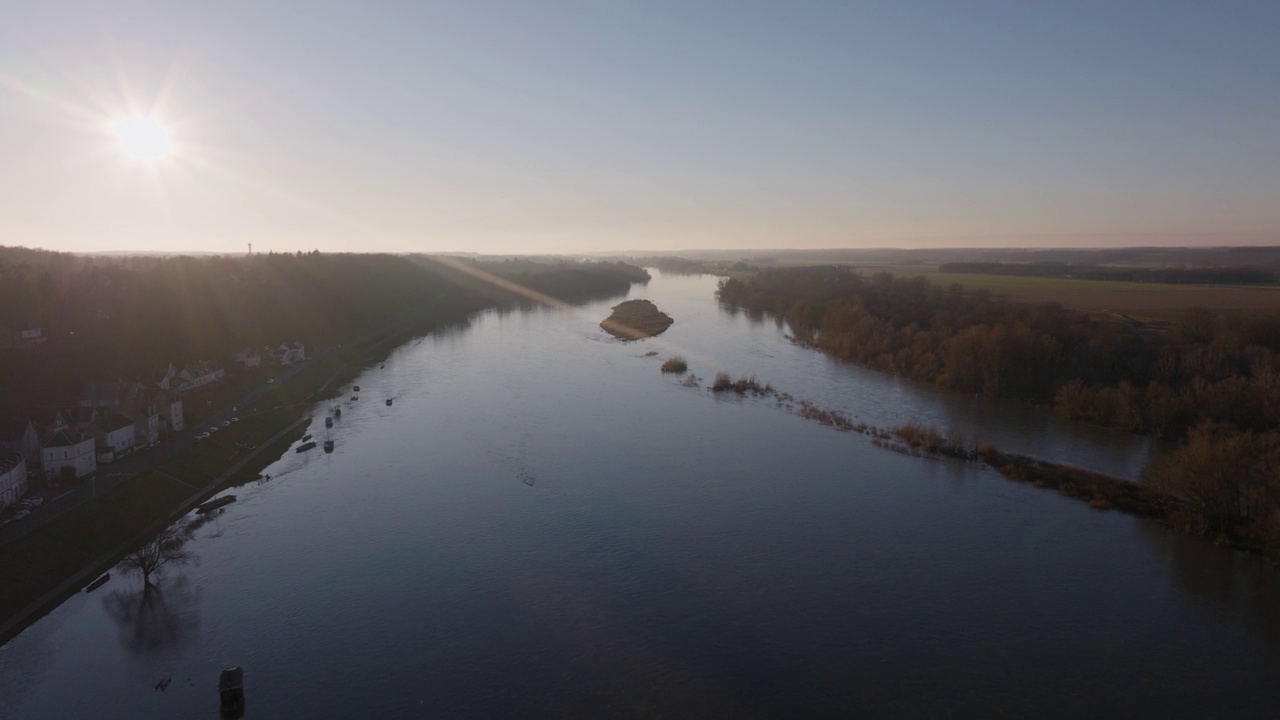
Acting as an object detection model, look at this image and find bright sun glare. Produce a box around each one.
[112,116,173,161]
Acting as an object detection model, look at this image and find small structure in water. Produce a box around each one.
[219,667,245,717]
[386,398,393,406]
[323,439,335,453]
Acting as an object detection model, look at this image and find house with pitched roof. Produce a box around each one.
[0,416,40,468]
[41,427,96,481]
[92,414,136,462]
[176,360,225,393]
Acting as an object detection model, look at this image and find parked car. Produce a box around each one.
[209,427,219,433]
[20,496,43,508]
[222,420,231,427]
[231,416,241,423]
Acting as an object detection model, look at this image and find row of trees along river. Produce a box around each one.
[716,267,1280,556]
[0,246,648,413]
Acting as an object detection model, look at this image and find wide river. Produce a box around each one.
[1,271,1277,718]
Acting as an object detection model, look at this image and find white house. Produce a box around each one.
[42,429,96,481]
[136,388,181,436]
[176,361,225,393]
[232,348,262,367]
[92,415,136,462]
[128,395,162,445]
[154,362,179,390]
[0,452,27,509]
[271,342,306,365]
[14,327,47,349]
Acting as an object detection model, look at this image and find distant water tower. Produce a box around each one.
[248,243,253,255]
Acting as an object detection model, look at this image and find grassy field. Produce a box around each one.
[855,265,1280,319]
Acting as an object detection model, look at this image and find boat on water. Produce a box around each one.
[84,574,110,593]
[386,398,393,406]
[197,495,237,514]
[334,407,342,418]
[219,667,245,717]
[325,416,334,428]
[353,385,360,392]
[323,439,335,452]
[296,441,317,453]
[301,433,312,442]
[351,395,358,401]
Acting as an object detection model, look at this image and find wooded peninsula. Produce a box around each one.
[717,267,1280,556]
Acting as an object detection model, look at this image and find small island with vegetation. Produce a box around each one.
[600,299,674,340]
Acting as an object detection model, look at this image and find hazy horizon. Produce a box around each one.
[3,2,1279,255]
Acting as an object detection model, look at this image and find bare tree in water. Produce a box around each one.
[102,575,201,654]
[118,521,197,591]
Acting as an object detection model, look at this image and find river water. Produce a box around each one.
[1,271,1276,719]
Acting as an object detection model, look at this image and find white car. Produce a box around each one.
[209,427,219,433]
[222,420,231,427]
[231,416,241,423]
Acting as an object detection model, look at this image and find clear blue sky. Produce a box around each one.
[2,1,1277,254]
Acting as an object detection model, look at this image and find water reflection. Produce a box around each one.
[101,575,201,655]
[1140,522,1280,670]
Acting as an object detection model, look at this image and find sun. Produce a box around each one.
[111,117,174,161]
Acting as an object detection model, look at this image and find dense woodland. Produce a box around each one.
[938,262,1278,285]
[0,247,644,412]
[718,267,1280,551]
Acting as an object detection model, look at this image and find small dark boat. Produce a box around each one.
[334,407,342,418]
[351,395,358,401]
[380,364,385,369]
[323,439,335,453]
[85,574,110,592]
[353,385,360,392]
[219,667,245,717]
[325,416,334,428]
[386,398,393,406]
[197,495,237,514]
[296,441,317,453]
[301,433,312,442]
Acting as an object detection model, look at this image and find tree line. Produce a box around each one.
[717,267,1280,551]
[0,247,645,412]
[938,262,1278,285]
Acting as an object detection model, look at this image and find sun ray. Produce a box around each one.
[0,73,105,131]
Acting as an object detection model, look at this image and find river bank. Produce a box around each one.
[688,366,1277,564]
[0,308,464,640]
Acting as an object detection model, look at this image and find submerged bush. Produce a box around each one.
[710,372,770,395]
[661,356,688,374]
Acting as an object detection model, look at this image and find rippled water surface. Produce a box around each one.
[1,271,1276,719]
